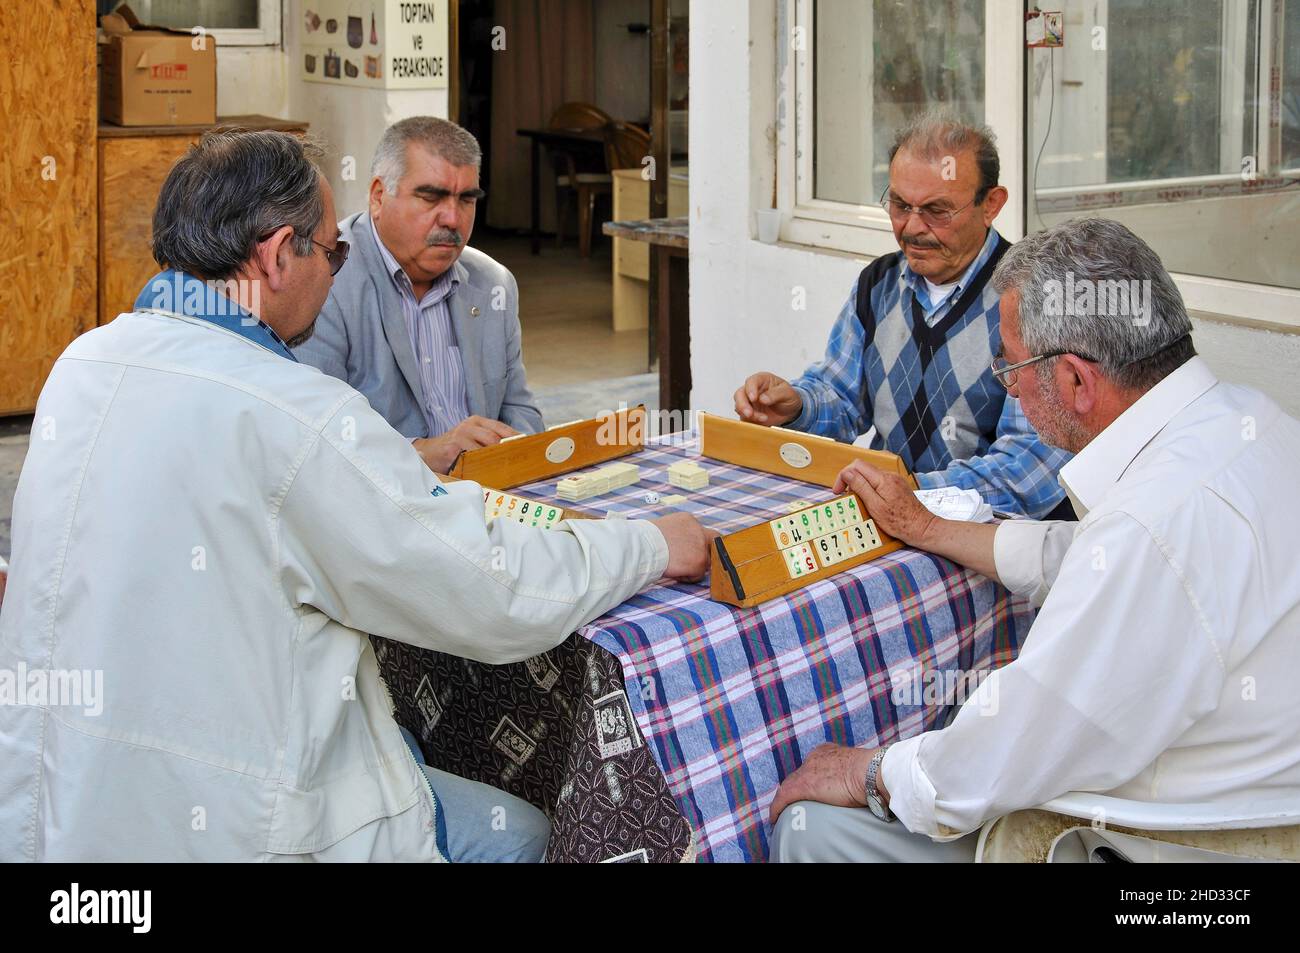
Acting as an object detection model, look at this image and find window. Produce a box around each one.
[1028,0,1300,294]
[101,0,282,46]
[778,0,1023,257]
[773,0,1300,326]
[814,0,985,206]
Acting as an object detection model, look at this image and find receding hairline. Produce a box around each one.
[887,111,1001,200]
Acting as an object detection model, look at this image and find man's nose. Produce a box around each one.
[901,216,932,239]
[434,200,459,227]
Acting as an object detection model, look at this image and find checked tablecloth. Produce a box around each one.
[377,431,1036,862]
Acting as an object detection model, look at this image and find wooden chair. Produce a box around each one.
[603,120,652,173]
[548,102,612,257]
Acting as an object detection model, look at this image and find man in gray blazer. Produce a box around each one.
[295,116,543,473]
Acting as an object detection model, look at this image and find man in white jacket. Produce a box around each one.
[0,130,712,862]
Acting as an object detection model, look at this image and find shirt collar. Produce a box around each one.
[369,215,460,304]
[1059,356,1218,515]
[133,269,298,362]
[900,227,999,312]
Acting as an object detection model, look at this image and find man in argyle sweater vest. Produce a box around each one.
[735,113,1072,519]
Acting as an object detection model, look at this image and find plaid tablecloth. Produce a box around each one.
[380,431,1035,862]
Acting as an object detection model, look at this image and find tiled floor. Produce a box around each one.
[474,230,651,389]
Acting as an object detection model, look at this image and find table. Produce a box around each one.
[516,127,609,256]
[602,217,690,417]
[377,432,1036,862]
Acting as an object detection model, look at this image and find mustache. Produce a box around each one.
[425,229,464,246]
[901,234,943,250]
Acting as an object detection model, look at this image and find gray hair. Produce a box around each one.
[889,109,1000,202]
[991,218,1196,392]
[371,116,482,193]
[152,130,324,280]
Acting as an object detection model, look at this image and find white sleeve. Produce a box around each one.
[883,512,1226,839]
[992,518,1077,607]
[277,395,669,664]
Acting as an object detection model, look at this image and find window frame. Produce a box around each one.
[772,0,1300,330]
[777,0,1025,256]
[117,0,283,48]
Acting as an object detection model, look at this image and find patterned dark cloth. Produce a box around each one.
[378,431,1036,862]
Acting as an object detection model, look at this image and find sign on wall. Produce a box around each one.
[301,0,448,89]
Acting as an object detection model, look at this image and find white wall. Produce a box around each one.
[689,0,873,417]
[688,0,1300,420]
[216,45,291,117]
[284,3,449,216]
[214,2,450,217]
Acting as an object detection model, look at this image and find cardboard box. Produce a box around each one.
[100,6,216,126]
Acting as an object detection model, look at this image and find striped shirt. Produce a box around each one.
[370,217,471,437]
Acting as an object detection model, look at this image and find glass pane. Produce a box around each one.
[813,0,985,206]
[118,0,261,30]
[1029,0,1300,290]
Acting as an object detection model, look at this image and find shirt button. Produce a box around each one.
[423,357,431,364]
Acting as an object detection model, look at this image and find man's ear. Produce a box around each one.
[981,185,1009,225]
[368,177,387,220]
[255,224,296,292]
[1059,354,1099,415]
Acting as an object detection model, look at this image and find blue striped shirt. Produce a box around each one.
[371,218,471,437]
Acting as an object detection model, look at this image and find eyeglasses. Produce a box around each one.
[880,189,982,229]
[990,350,1090,389]
[991,333,1191,389]
[258,228,350,276]
[308,237,350,276]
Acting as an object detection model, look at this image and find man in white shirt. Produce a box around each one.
[0,130,713,862]
[768,217,1300,862]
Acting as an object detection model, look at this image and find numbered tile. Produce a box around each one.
[782,543,818,579]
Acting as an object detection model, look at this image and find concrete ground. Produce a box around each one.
[0,415,30,561]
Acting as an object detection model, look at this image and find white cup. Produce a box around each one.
[755,208,783,244]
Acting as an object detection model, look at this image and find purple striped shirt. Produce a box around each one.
[371,217,471,437]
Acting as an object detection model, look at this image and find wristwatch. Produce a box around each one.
[865,746,893,822]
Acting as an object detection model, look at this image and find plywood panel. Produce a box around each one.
[98,118,310,327]
[0,0,98,415]
[98,134,200,325]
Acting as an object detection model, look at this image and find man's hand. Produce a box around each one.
[768,743,876,826]
[412,416,520,474]
[835,461,939,549]
[649,512,719,583]
[734,372,803,426]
